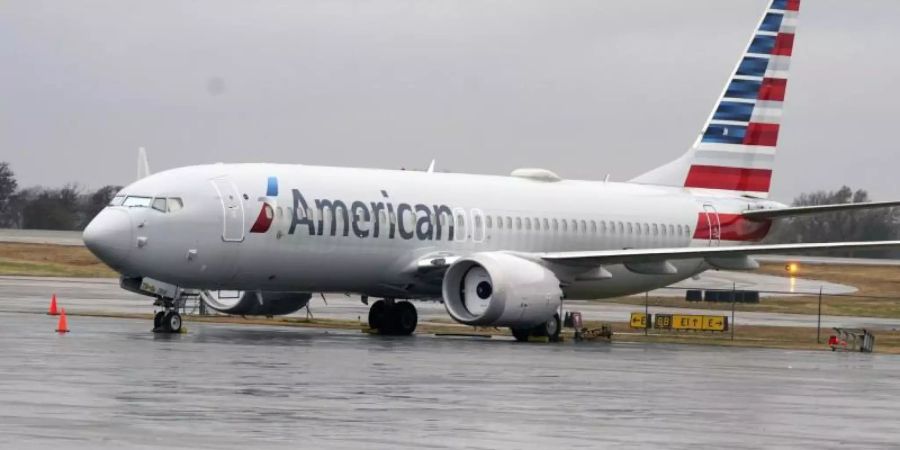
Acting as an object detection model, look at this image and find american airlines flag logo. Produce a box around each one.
[685,0,800,195]
[250,176,278,233]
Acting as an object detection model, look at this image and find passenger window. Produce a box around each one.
[497,216,503,230]
[516,217,522,230]
[643,223,650,235]
[591,221,597,233]
[653,224,659,236]
[525,218,531,231]
[151,198,167,212]
[627,223,633,234]
[552,219,558,231]
[562,220,568,232]
[505,217,512,229]
[669,224,675,235]
[581,220,587,233]
[486,216,492,228]
[452,208,469,241]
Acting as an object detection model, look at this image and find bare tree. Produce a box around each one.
[79,185,121,229]
[0,162,17,227]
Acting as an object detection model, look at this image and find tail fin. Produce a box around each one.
[631,0,800,198]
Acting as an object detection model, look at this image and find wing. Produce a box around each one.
[540,241,900,266]
[742,200,900,219]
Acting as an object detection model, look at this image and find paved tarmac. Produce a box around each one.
[1,312,899,449]
[2,276,897,331]
[0,228,84,246]
[655,269,857,297]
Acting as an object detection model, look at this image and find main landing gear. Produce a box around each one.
[152,296,183,334]
[510,314,561,342]
[367,299,418,336]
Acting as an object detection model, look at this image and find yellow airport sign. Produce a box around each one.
[666,314,729,332]
[702,315,728,331]
[654,314,673,329]
[630,312,650,329]
[672,314,703,330]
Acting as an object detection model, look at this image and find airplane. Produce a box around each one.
[83,0,900,340]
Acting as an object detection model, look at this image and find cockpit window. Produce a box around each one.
[168,198,184,212]
[122,196,153,208]
[108,195,125,206]
[152,198,168,212]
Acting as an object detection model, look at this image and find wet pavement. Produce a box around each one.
[1,312,900,449]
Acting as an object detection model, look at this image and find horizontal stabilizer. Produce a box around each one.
[742,200,900,219]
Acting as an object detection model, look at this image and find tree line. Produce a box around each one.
[763,185,899,257]
[0,162,120,230]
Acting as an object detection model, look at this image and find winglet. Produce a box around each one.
[137,147,151,180]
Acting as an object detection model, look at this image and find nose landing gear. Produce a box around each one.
[152,297,183,333]
[367,299,417,336]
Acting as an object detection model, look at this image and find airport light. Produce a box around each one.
[785,263,799,275]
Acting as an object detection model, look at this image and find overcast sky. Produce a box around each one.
[2,0,899,202]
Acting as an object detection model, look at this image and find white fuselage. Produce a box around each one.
[88,163,781,300]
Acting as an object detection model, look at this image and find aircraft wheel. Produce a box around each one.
[532,314,561,342]
[153,311,165,332]
[390,301,417,336]
[511,327,531,342]
[368,300,388,332]
[163,311,182,333]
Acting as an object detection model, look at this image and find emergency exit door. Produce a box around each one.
[702,204,721,246]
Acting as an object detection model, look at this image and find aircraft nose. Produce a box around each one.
[83,208,133,268]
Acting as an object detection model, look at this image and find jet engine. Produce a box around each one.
[441,252,562,327]
[201,290,312,316]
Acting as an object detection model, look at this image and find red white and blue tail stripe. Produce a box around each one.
[632,0,800,198]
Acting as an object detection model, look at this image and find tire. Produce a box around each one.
[511,327,531,342]
[164,311,182,333]
[534,314,561,342]
[368,300,388,331]
[391,302,418,336]
[153,311,164,331]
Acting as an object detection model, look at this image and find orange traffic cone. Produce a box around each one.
[56,308,70,333]
[48,294,59,316]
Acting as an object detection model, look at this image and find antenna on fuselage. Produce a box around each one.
[603,174,610,183]
[426,159,436,173]
[137,147,151,180]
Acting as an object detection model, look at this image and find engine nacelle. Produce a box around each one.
[441,252,562,327]
[202,290,311,316]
